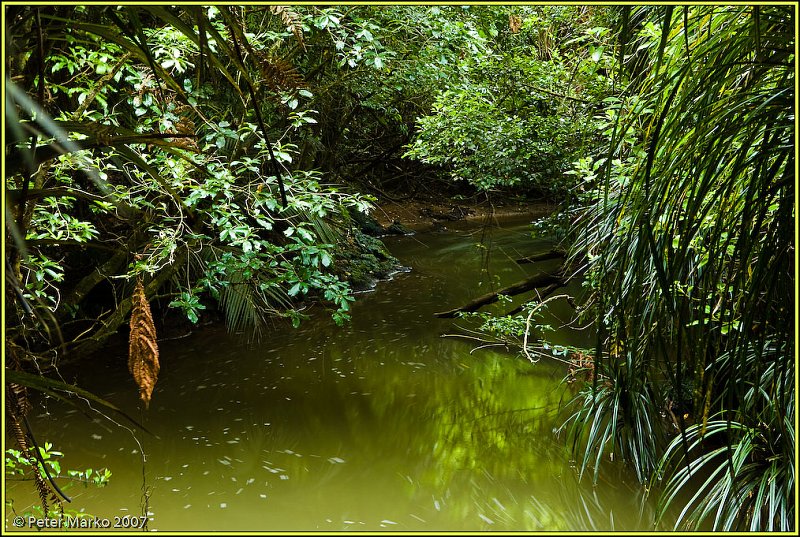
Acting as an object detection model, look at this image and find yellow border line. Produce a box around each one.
[1,2,797,536]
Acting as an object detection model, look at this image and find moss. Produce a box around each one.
[334,229,402,291]
[350,209,386,237]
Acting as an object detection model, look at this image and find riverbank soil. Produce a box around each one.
[370,194,559,232]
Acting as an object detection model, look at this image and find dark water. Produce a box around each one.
[6,217,660,531]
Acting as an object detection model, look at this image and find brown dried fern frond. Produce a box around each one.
[254,51,306,94]
[270,6,305,49]
[7,363,31,417]
[128,277,159,409]
[7,397,49,515]
[167,111,199,152]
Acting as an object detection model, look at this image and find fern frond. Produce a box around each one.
[219,274,292,337]
[269,6,304,48]
[128,276,159,408]
[306,213,343,245]
[254,51,306,94]
[6,390,50,515]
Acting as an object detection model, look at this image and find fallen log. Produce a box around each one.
[434,271,566,318]
[503,283,564,316]
[515,249,566,264]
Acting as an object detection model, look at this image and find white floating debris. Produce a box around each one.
[478,514,494,525]
[434,500,441,511]
[91,434,102,440]
[183,505,191,509]
[279,475,289,480]
[235,488,244,495]
[220,503,227,509]
[217,459,231,466]
[163,477,173,481]
[380,520,397,525]
[246,478,255,485]
[327,457,345,464]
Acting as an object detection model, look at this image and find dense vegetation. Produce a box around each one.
[5,4,794,531]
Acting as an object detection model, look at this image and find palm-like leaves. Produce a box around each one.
[566,5,793,530]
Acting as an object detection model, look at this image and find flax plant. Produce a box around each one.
[563,5,794,530]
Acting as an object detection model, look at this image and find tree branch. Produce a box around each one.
[515,249,567,264]
[434,270,567,318]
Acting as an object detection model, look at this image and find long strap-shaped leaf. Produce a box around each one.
[6,131,196,178]
[6,369,153,435]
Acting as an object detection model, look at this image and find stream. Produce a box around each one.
[7,216,663,531]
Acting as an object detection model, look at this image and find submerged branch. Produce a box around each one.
[434,270,567,318]
[503,284,575,316]
[515,249,566,264]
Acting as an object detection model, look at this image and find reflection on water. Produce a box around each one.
[6,217,660,531]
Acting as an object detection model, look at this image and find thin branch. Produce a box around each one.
[523,294,571,364]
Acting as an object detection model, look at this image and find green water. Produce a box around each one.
[6,217,660,531]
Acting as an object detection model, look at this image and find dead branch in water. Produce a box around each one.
[434,270,567,318]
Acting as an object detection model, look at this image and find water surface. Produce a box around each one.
[7,217,658,531]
